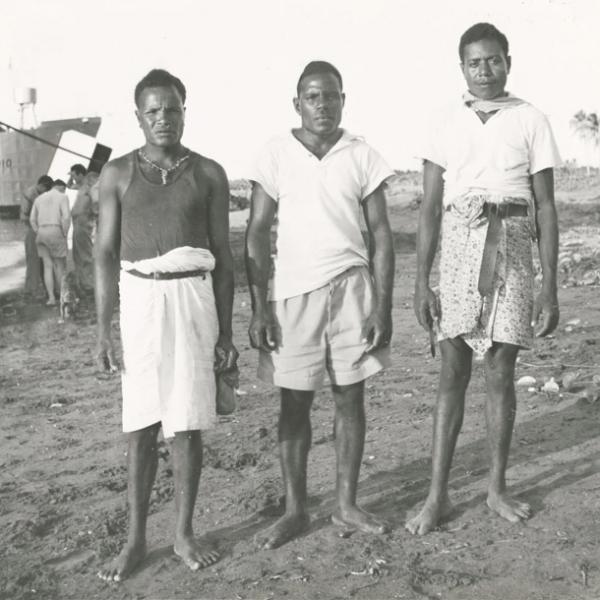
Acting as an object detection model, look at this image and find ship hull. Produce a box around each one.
[0,117,102,217]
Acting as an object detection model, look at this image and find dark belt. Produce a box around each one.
[125,268,207,280]
[478,202,528,297]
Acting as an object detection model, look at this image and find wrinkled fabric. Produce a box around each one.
[120,247,219,437]
[462,90,525,114]
[437,194,535,358]
[36,226,68,258]
[120,246,215,274]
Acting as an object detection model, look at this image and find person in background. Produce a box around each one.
[68,163,87,189]
[30,179,71,305]
[21,174,53,298]
[71,171,100,293]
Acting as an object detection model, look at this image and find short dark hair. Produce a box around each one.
[459,23,509,62]
[37,175,53,190]
[70,164,87,176]
[296,61,343,95]
[134,69,187,107]
[53,179,67,188]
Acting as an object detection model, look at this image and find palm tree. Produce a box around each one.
[570,110,599,175]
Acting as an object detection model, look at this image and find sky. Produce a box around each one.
[1,0,599,177]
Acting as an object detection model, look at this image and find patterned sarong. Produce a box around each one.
[437,194,535,357]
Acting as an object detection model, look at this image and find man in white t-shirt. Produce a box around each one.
[407,23,561,536]
[246,61,395,549]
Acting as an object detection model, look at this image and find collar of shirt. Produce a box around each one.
[288,128,364,160]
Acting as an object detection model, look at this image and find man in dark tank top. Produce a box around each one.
[95,69,237,582]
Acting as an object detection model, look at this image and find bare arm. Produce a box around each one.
[362,183,394,351]
[205,161,237,370]
[21,190,33,223]
[29,200,39,233]
[60,196,71,237]
[94,162,122,371]
[245,182,278,351]
[531,168,559,336]
[414,160,445,330]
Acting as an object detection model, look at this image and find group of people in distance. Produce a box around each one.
[94,21,560,583]
[21,164,99,305]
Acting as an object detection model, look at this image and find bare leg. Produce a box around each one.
[484,343,531,522]
[331,380,388,534]
[172,430,220,570]
[24,226,42,295]
[98,423,160,582]
[406,338,472,535]
[38,247,55,304]
[256,388,313,550]
[54,257,66,298]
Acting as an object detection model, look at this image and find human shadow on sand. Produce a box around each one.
[204,396,600,554]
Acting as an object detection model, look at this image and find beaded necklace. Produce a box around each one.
[138,149,190,184]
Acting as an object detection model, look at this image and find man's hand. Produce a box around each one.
[363,308,392,354]
[96,335,119,373]
[248,309,278,352]
[414,283,440,331]
[532,290,559,337]
[215,333,239,374]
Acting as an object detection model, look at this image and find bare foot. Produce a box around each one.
[487,492,531,523]
[255,513,310,550]
[405,494,453,536]
[46,299,56,306]
[332,507,389,535]
[174,534,220,571]
[97,541,146,582]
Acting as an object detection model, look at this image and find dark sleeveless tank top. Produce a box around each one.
[120,151,207,261]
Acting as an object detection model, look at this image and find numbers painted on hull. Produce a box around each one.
[1,159,12,171]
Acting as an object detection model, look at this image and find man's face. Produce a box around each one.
[136,85,185,148]
[69,170,84,186]
[36,183,49,194]
[85,172,99,188]
[294,73,345,136]
[461,38,511,100]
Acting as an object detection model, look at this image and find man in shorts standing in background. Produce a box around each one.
[246,60,395,549]
[21,174,53,298]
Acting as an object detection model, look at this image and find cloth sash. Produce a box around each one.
[462,90,525,114]
[121,246,216,274]
[439,194,534,357]
[446,192,532,303]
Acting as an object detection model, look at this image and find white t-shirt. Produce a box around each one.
[250,130,394,300]
[420,99,562,205]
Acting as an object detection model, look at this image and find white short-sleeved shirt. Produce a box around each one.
[420,98,562,205]
[250,130,394,300]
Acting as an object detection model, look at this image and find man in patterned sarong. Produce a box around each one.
[407,22,561,535]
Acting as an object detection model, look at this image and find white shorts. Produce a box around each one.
[258,266,390,391]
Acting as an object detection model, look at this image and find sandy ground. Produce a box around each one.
[1,184,599,600]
